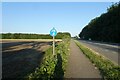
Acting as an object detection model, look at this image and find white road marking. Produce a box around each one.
[92,42,118,48]
[112,52,118,54]
[104,49,109,52]
[81,40,119,48]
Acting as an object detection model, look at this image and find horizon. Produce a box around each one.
[2,2,113,37]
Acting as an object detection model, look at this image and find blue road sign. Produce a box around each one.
[50,27,57,37]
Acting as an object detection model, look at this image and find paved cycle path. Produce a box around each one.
[65,40,101,78]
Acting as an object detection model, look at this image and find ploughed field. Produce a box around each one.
[1,39,56,78]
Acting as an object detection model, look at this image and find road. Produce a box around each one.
[78,40,120,65]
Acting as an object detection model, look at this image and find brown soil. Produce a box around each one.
[2,40,51,78]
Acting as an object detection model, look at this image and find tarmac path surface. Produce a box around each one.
[65,40,101,78]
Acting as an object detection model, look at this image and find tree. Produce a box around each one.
[79,2,120,43]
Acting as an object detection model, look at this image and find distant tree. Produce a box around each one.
[79,2,120,43]
[2,32,71,39]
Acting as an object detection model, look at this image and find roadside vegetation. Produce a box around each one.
[27,35,70,79]
[74,40,120,80]
[1,32,70,39]
[79,2,120,43]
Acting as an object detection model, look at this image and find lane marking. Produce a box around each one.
[112,52,118,54]
[79,43,118,65]
[80,40,119,48]
[104,49,109,52]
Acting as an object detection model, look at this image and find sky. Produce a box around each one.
[2,2,113,37]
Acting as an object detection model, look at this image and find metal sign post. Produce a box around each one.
[53,36,55,55]
[50,27,57,55]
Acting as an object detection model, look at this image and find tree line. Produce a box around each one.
[1,32,71,39]
[79,2,120,43]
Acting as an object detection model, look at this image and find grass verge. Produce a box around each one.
[28,38,70,80]
[74,40,120,80]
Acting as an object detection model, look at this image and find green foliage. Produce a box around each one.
[0,34,2,39]
[1,32,71,39]
[79,2,120,43]
[28,38,70,79]
[74,40,120,80]
[55,32,71,39]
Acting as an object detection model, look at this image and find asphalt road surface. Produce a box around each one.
[78,40,120,65]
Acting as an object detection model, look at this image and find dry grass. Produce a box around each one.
[1,39,62,43]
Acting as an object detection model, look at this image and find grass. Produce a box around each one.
[74,40,120,80]
[28,38,70,80]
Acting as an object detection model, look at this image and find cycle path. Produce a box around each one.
[65,40,101,78]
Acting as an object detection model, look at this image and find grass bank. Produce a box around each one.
[74,40,120,80]
[28,38,70,79]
